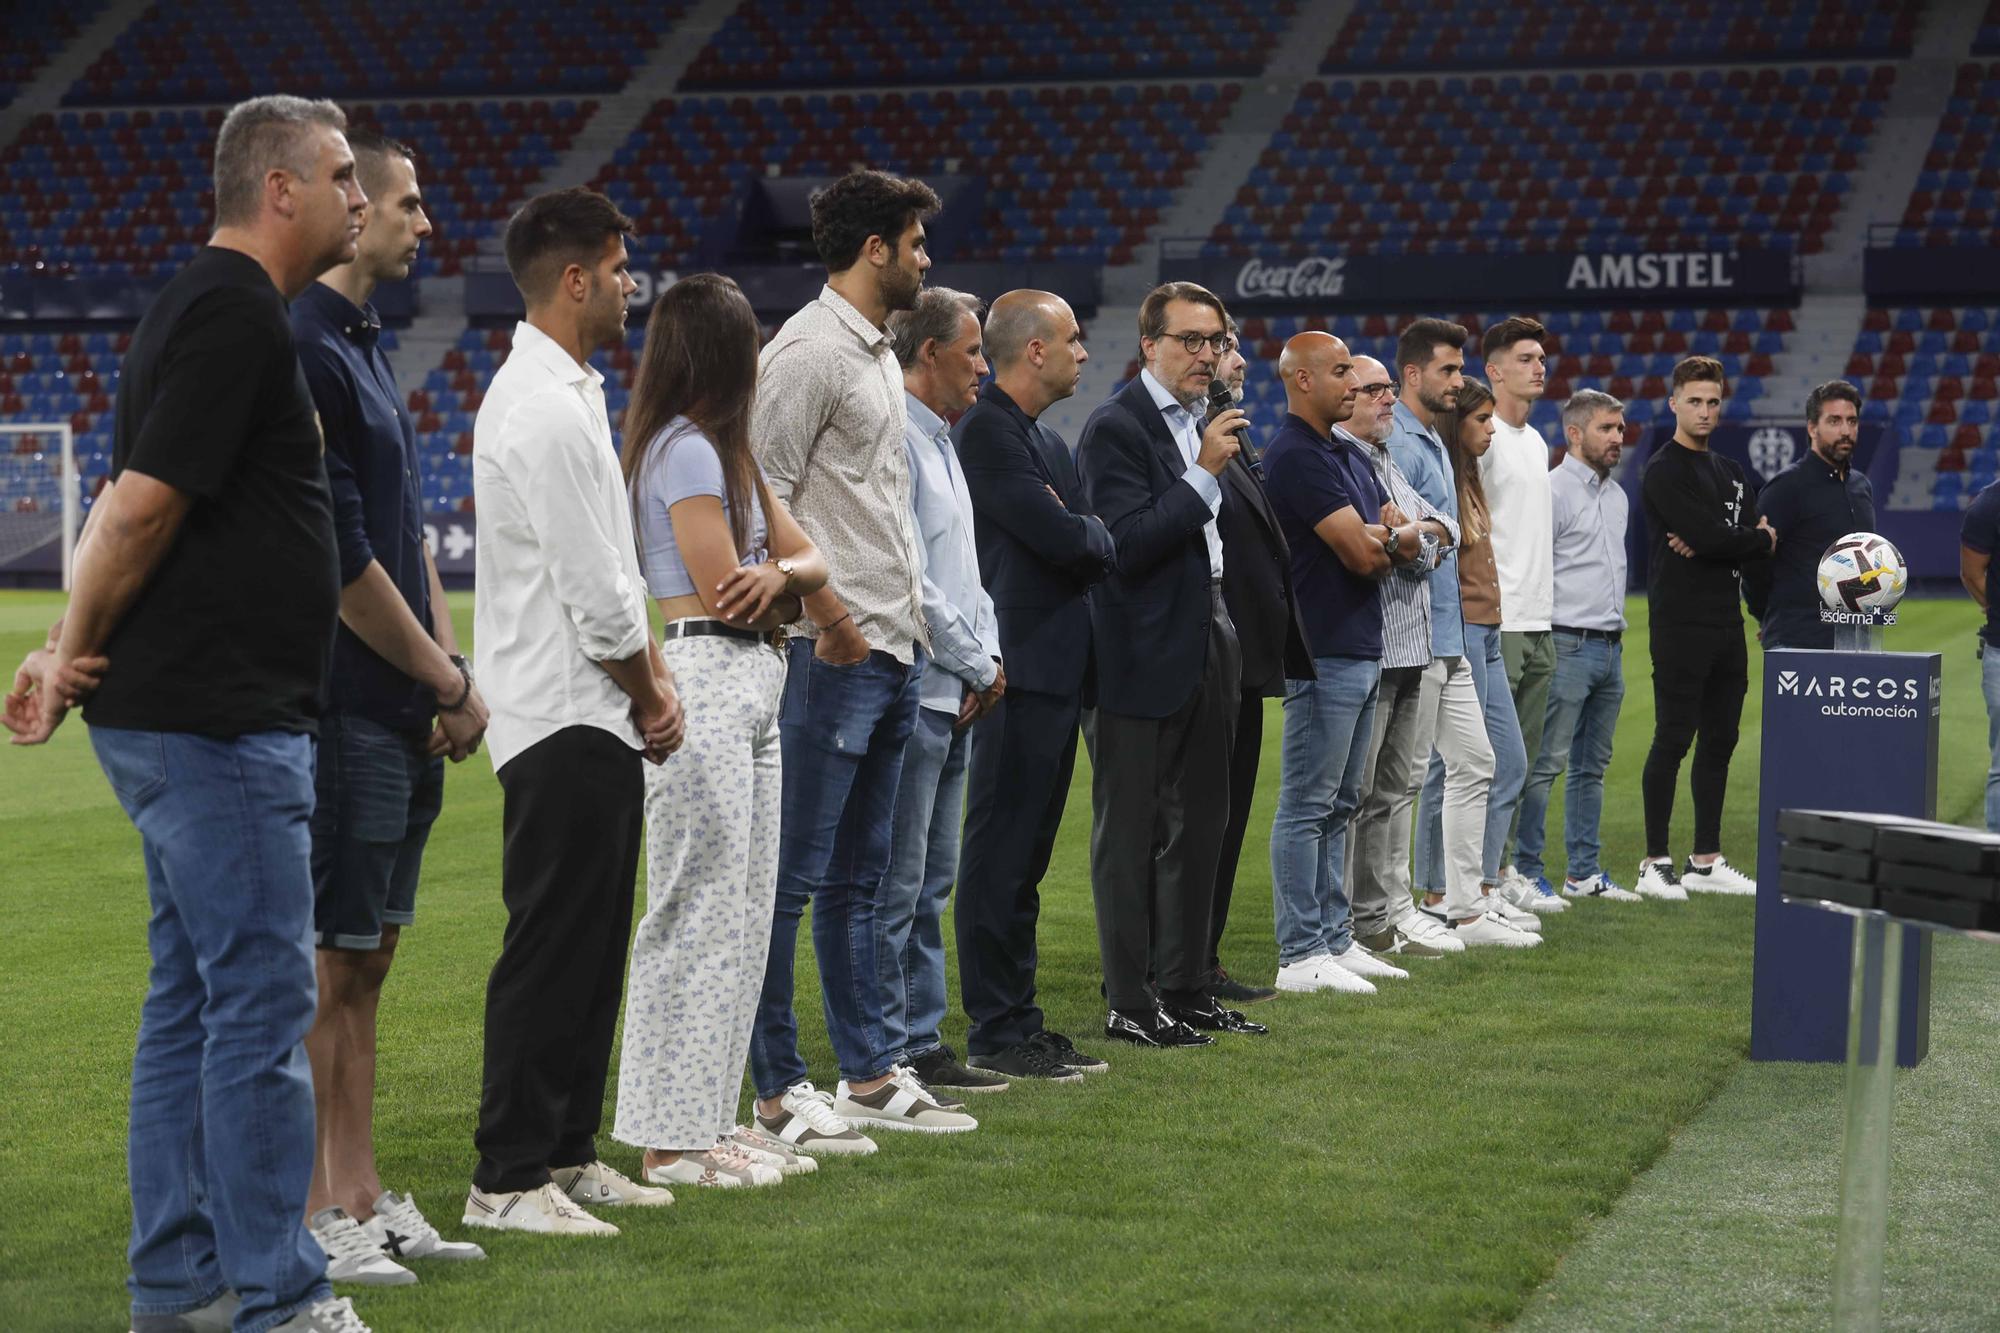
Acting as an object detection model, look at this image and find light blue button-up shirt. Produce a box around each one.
[1386,399,1465,659]
[1138,367,1224,579]
[1549,451,1629,632]
[904,392,1001,715]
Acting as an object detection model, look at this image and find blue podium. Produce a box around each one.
[1750,648,1938,1064]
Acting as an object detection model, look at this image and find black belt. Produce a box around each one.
[661,618,783,650]
[1553,625,1622,643]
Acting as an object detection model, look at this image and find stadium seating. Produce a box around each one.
[1977,2,2000,57]
[1321,0,1915,72]
[1890,64,2000,248]
[682,0,1287,88]
[596,85,1238,268]
[1209,66,1890,258]
[0,101,593,278]
[0,2,103,106]
[65,0,671,103]
[1849,307,2000,509]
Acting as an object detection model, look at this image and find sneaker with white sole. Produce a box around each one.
[1634,860,1691,901]
[1331,942,1410,981]
[644,1143,782,1189]
[1399,903,1467,953]
[727,1124,817,1175]
[1451,911,1542,948]
[1506,873,1570,913]
[1487,897,1543,933]
[270,1296,371,1333]
[1682,856,1757,896]
[461,1181,619,1236]
[361,1191,485,1262]
[1277,953,1378,994]
[758,1082,879,1156]
[835,1067,978,1134]
[1564,872,1642,902]
[308,1208,416,1287]
[554,1159,672,1208]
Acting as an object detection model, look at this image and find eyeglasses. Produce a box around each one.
[1358,382,1397,398]
[1157,330,1230,355]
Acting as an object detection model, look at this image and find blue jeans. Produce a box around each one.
[1984,647,2000,832]
[877,705,969,1064]
[1516,633,1626,882]
[1417,622,1527,888]
[89,727,329,1333]
[750,641,923,1099]
[1269,656,1379,965]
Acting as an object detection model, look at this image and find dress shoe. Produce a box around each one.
[1212,969,1278,1005]
[1104,1007,1214,1048]
[1162,996,1270,1036]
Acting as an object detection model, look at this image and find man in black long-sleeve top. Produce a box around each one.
[955,290,1117,1082]
[1744,380,1874,650]
[1639,356,1775,899]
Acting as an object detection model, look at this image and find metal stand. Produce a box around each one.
[1832,915,1903,1331]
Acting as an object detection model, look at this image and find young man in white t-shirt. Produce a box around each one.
[1476,315,1562,912]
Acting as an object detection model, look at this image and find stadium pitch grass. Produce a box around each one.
[2,590,1993,1331]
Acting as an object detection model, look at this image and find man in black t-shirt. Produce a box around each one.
[5,96,369,1333]
[1638,356,1775,901]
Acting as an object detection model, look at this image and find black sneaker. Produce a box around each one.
[968,1038,1083,1082]
[1030,1028,1109,1074]
[1213,968,1279,1005]
[910,1044,1011,1094]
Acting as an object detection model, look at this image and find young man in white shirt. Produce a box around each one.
[464,188,683,1236]
[1477,315,1562,912]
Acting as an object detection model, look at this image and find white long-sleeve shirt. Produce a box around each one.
[1479,414,1556,631]
[472,320,651,771]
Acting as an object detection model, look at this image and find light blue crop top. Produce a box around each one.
[631,418,770,600]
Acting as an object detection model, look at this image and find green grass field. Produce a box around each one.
[1,589,1994,1331]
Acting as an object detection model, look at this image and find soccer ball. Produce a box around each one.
[1817,532,1908,614]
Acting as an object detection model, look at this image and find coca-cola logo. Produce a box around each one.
[1235,256,1345,301]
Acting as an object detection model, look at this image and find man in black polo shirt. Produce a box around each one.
[292,129,490,1283]
[1744,379,1874,650]
[5,96,370,1333]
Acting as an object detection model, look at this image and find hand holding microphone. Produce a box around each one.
[1198,378,1247,476]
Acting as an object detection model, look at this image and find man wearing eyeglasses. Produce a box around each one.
[1076,282,1261,1048]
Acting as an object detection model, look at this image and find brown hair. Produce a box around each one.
[503,186,635,304]
[811,168,942,273]
[1481,315,1546,362]
[1138,281,1228,341]
[1396,317,1470,379]
[1671,355,1728,394]
[1443,377,1496,546]
[1805,379,1862,424]
[621,274,771,558]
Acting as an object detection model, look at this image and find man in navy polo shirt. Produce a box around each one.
[1263,331,1428,997]
[292,130,491,1280]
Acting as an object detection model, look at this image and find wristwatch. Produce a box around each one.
[1383,527,1402,557]
[775,557,797,590]
[440,653,474,712]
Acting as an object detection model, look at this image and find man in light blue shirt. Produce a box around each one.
[1518,389,1634,900]
[881,287,1008,1095]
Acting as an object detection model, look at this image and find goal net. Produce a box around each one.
[0,423,78,589]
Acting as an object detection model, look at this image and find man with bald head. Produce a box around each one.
[953,290,1118,1079]
[1262,334,1430,995]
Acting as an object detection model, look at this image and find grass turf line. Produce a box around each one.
[0,591,1987,1330]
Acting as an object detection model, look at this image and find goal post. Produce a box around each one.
[0,422,79,590]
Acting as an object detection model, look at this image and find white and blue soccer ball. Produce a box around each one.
[1817,532,1907,614]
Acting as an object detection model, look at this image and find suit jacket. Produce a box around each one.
[1076,376,1220,719]
[1218,438,1314,696]
[954,382,1116,701]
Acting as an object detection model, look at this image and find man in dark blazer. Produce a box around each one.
[1209,326,1314,1005]
[955,289,1117,1081]
[1077,281,1261,1047]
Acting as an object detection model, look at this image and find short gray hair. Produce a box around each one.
[1562,387,1625,435]
[889,286,983,369]
[213,95,349,225]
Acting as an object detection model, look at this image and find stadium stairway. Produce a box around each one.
[0,0,146,155]
[1756,290,1866,419]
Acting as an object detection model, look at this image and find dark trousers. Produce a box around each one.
[1642,621,1748,859]
[1208,689,1266,979]
[1088,589,1242,1012]
[956,687,1082,1056]
[473,725,643,1194]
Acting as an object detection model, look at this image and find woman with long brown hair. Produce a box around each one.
[610,273,838,1189]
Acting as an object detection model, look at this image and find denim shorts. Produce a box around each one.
[310,712,445,950]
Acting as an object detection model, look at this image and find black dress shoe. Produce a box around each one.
[1213,972,1279,1005]
[1162,996,1270,1036]
[1104,1007,1214,1048]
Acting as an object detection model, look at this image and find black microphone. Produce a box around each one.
[1205,378,1248,437]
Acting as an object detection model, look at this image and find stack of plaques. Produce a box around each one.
[1778,809,2000,929]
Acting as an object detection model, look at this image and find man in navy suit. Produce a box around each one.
[954,289,1117,1081]
[1077,282,1262,1047]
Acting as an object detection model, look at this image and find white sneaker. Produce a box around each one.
[361,1191,486,1262]
[308,1208,415,1287]
[644,1142,782,1188]
[834,1067,978,1134]
[1503,871,1570,913]
[1565,872,1643,902]
[1397,902,1466,953]
[1275,956,1339,991]
[1450,911,1542,948]
[271,1296,371,1332]
[1331,942,1409,981]
[1635,860,1691,901]
[554,1159,673,1209]
[1487,897,1543,933]
[727,1123,817,1175]
[461,1181,619,1236]
[1682,856,1757,896]
[758,1082,879,1156]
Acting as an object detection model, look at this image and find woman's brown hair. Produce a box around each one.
[1442,377,1496,546]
